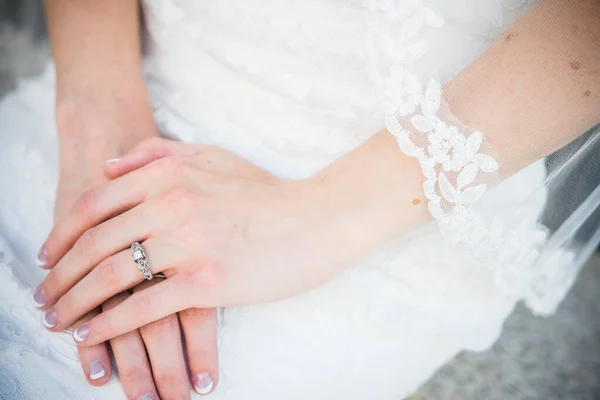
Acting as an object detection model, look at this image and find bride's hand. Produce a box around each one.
[35,137,382,346]
[43,99,218,396]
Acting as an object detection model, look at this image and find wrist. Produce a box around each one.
[308,131,430,256]
[56,85,157,163]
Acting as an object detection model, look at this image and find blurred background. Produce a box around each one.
[1,1,599,399]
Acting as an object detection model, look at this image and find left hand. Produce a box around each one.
[35,137,370,347]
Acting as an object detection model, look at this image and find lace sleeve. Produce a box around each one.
[364,2,597,316]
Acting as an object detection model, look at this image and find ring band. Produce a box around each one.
[131,242,153,280]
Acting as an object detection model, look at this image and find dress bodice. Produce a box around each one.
[140,0,529,178]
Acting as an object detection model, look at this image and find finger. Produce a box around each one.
[72,275,191,347]
[103,292,159,400]
[74,308,113,386]
[39,155,185,269]
[45,238,177,332]
[105,138,203,180]
[38,200,161,311]
[135,280,191,400]
[180,307,218,395]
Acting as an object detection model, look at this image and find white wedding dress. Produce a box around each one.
[0,0,580,399]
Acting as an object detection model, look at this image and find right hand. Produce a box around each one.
[103,137,221,399]
[41,95,219,398]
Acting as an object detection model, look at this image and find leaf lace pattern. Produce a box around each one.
[365,3,576,315]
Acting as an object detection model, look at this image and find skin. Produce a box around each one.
[41,0,218,397]
[38,0,599,382]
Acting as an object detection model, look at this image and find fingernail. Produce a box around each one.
[89,360,106,380]
[193,372,214,395]
[137,395,155,400]
[105,158,121,164]
[73,323,89,342]
[43,307,57,328]
[36,248,49,267]
[33,287,46,308]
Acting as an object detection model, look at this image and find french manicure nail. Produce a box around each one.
[89,360,106,380]
[36,248,49,267]
[105,158,121,164]
[33,287,46,308]
[137,395,155,400]
[43,308,57,328]
[193,372,214,395]
[73,323,90,342]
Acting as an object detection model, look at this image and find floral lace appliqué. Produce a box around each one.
[365,4,576,316]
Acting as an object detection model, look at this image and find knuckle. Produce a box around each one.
[96,259,120,289]
[182,268,203,290]
[76,228,98,254]
[143,315,177,336]
[119,366,147,387]
[162,185,195,210]
[154,155,185,175]
[185,263,224,292]
[72,188,98,219]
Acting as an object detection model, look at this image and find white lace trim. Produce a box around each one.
[364,3,576,316]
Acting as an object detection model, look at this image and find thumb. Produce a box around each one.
[104,137,202,179]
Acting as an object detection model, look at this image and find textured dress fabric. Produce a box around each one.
[0,1,562,399]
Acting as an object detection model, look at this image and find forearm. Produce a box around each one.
[45,0,143,93]
[318,0,600,247]
[445,0,600,175]
[44,0,155,158]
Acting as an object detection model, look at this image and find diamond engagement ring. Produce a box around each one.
[131,242,154,280]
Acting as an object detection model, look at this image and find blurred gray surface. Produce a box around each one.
[1,5,599,400]
[411,256,600,400]
[0,0,46,38]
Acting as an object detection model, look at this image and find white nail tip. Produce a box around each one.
[32,297,45,308]
[42,317,56,328]
[90,369,106,380]
[105,158,121,164]
[194,381,214,395]
[89,360,106,380]
[35,256,47,267]
[73,329,85,342]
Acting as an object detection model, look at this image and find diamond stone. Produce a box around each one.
[133,250,144,261]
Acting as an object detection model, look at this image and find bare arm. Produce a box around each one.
[445,0,600,174]
[318,0,600,242]
[44,0,155,157]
